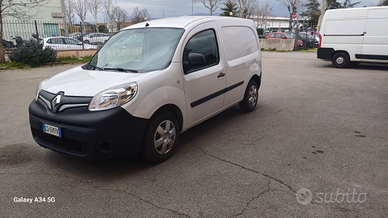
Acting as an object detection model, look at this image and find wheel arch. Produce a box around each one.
[250,74,261,89]
[332,50,350,60]
[151,104,184,133]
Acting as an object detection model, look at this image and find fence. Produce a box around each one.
[2,20,114,51]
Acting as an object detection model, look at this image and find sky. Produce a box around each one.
[91,0,382,23]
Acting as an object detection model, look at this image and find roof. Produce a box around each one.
[123,16,254,30]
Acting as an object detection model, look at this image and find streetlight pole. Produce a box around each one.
[192,0,193,15]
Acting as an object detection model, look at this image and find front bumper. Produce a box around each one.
[29,97,148,159]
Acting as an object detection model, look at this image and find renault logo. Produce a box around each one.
[51,92,64,113]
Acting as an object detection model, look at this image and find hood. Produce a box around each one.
[42,66,153,97]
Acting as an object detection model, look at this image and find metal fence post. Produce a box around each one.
[80,21,84,49]
[34,20,39,42]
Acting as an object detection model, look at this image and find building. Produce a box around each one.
[253,16,291,33]
[2,0,66,42]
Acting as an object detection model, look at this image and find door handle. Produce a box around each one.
[217,72,225,78]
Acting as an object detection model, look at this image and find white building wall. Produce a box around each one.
[3,0,66,42]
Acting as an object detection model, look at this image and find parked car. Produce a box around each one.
[29,16,262,162]
[42,36,98,50]
[83,33,110,45]
[267,32,303,48]
[68,32,81,39]
[298,32,318,48]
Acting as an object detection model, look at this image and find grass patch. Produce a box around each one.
[295,48,317,52]
[55,55,93,63]
[0,61,29,69]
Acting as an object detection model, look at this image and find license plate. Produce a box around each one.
[42,123,62,138]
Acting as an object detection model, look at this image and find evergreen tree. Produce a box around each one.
[379,0,388,6]
[327,0,360,9]
[301,0,321,27]
[220,0,238,16]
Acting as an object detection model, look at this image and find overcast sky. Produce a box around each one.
[94,0,382,22]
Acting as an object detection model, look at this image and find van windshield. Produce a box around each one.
[86,28,184,73]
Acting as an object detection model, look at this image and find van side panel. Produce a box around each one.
[361,8,388,60]
[321,9,367,61]
[220,26,261,107]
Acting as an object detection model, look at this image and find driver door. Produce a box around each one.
[182,22,226,126]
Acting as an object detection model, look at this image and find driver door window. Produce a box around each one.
[183,29,219,74]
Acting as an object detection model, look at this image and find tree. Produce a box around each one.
[98,25,108,33]
[301,0,320,27]
[88,0,104,32]
[0,0,50,63]
[237,0,258,18]
[115,6,130,28]
[220,0,238,16]
[130,7,151,24]
[277,0,306,28]
[379,0,388,5]
[64,0,75,25]
[104,0,117,32]
[326,0,360,9]
[254,3,273,30]
[194,0,222,16]
[73,0,88,32]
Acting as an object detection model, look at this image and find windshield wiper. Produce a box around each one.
[103,67,138,73]
[86,64,105,71]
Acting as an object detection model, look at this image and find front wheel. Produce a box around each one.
[140,111,180,163]
[239,80,259,112]
[332,53,350,68]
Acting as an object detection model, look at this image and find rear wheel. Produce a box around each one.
[239,80,259,112]
[140,111,179,163]
[332,53,350,68]
[84,40,90,44]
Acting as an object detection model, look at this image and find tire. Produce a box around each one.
[239,80,259,112]
[84,40,90,44]
[140,111,180,163]
[332,53,350,68]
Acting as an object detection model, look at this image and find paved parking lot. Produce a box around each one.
[0,52,387,217]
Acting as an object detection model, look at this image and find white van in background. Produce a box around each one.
[317,6,388,68]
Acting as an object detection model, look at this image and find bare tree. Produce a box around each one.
[277,0,306,28]
[237,0,258,18]
[115,6,130,29]
[64,0,75,25]
[194,0,222,16]
[0,0,50,63]
[254,3,273,30]
[73,0,88,31]
[104,0,117,31]
[88,0,104,32]
[130,7,151,24]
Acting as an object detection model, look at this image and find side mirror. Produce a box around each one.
[183,52,206,73]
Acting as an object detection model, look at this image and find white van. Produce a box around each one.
[317,6,388,68]
[29,16,262,162]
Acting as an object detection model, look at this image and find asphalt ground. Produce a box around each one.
[0,52,387,217]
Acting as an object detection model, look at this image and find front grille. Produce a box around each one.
[32,128,88,156]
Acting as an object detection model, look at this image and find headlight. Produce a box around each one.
[35,79,47,101]
[89,83,138,111]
